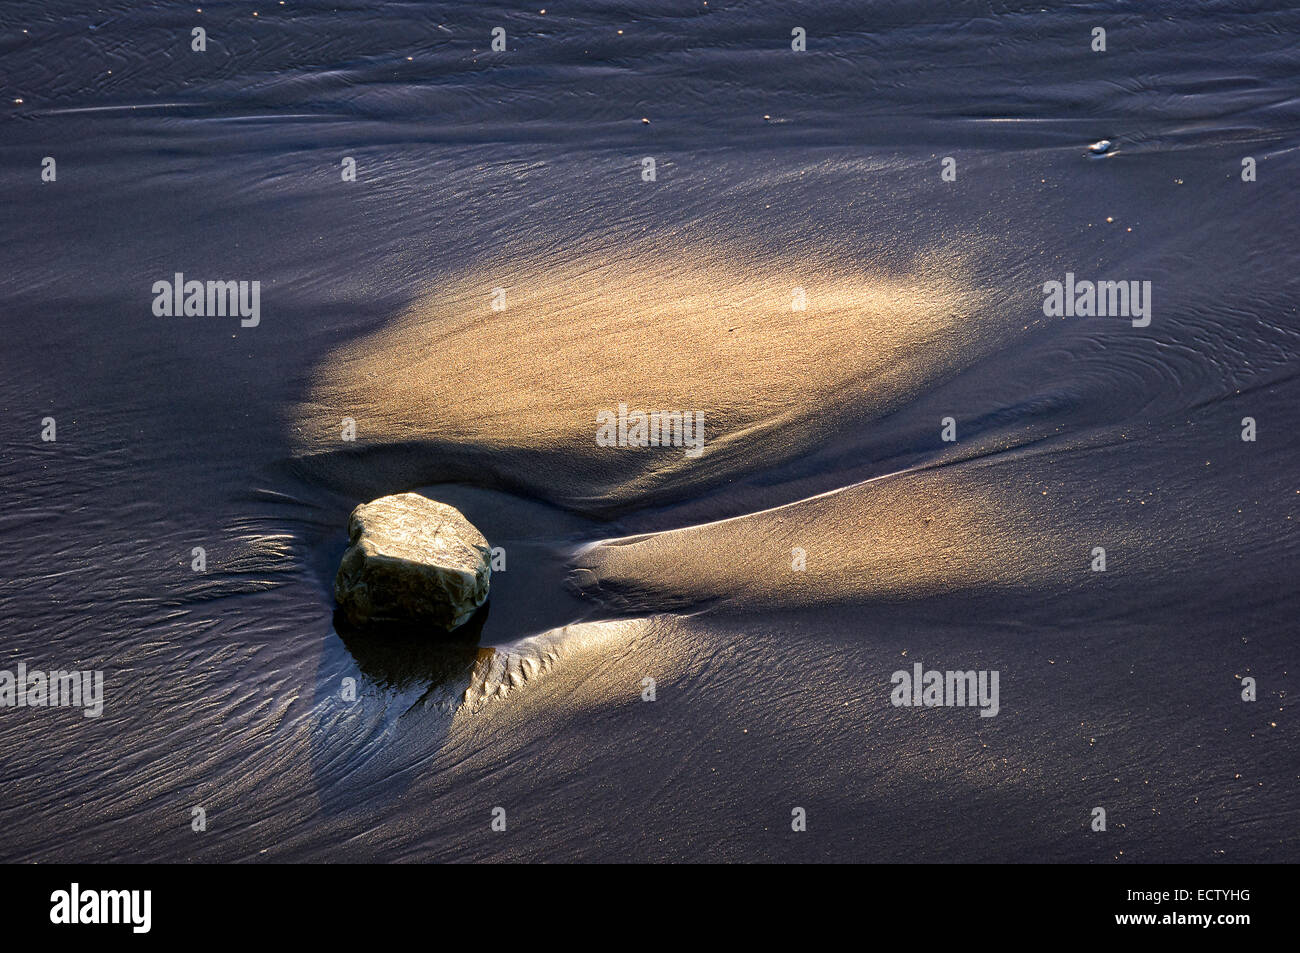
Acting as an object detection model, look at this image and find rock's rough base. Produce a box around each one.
[335,493,491,630]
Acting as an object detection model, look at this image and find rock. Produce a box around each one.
[335,493,491,630]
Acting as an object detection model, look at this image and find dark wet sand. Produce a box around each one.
[0,0,1296,862]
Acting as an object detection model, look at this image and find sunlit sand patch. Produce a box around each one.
[413,618,650,719]
[570,466,1069,611]
[294,239,1002,510]
[570,431,1243,613]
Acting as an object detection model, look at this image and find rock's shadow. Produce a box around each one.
[332,602,490,694]
[304,607,493,823]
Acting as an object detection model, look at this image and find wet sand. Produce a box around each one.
[0,0,1296,862]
